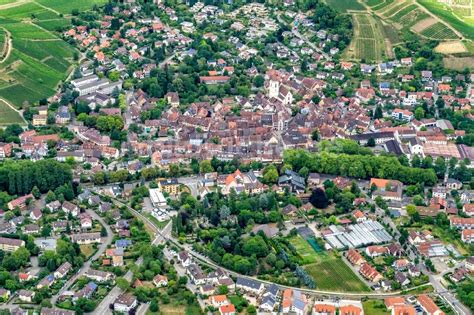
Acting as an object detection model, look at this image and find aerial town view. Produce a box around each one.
[0,0,472,314]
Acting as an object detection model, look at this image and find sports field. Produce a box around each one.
[304,252,370,292]
[0,0,104,108]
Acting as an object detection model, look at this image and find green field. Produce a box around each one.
[304,252,370,292]
[0,0,99,107]
[418,0,474,39]
[348,14,388,62]
[289,235,319,265]
[325,0,366,12]
[0,100,25,125]
[420,22,458,39]
[36,0,108,14]
[363,300,390,315]
[382,1,410,17]
[372,0,395,10]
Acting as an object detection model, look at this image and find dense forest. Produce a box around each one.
[0,160,72,196]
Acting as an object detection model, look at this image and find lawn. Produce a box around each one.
[0,100,25,125]
[325,0,366,12]
[145,213,170,230]
[401,284,434,294]
[157,303,201,315]
[303,252,370,292]
[80,244,96,259]
[288,234,318,265]
[363,300,390,315]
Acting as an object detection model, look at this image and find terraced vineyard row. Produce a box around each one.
[420,21,459,39]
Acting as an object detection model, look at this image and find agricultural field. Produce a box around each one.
[372,0,395,10]
[379,0,431,28]
[0,0,104,108]
[345,14,389,62]
[303,252,370,292]
[417,0,474,39]
[420,22,458,39]
[325,0,366,12]
[435,40,468,54]
[0,99,25,125]
[36,0,108,15]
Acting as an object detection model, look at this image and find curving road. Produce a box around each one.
[51,209,113,305]
[100,191,430,299]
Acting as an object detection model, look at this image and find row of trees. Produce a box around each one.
[283,149,437,186]
[0,159,72,196]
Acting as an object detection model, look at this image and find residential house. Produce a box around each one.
[71,232,101,245]
[313,303,336,315]
[346,249,365,266]
[235,277,264,296]
[62,201,80,217]
[417,295,444,315]
[0,237,25,252]
[114,293,138,313]
[359,263,383,282]
[177,251,193,267]
[18,290,35,303]
[153,275,168,287]
[54,262,72,279]
[278,169,306,193]
[370,178,403,202]
[7,194,33,210]
[85,269,115,282]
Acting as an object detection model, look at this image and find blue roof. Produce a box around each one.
[116,239,132,248]
[294,299,305,311]
[88,282,98,290]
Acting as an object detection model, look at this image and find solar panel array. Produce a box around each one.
[323,220,392,249]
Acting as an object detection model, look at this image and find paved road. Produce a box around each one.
[92,187,472,313]
[91,263,138,315]
[51,209,113,305]
[423,264,471,315]
[276,12,331,60]
[177,175,203,197]
[102,193,429,299]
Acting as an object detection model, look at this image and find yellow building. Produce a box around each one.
[32,114,48,126]
[0,237,25,252]
[158,178,180,195]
